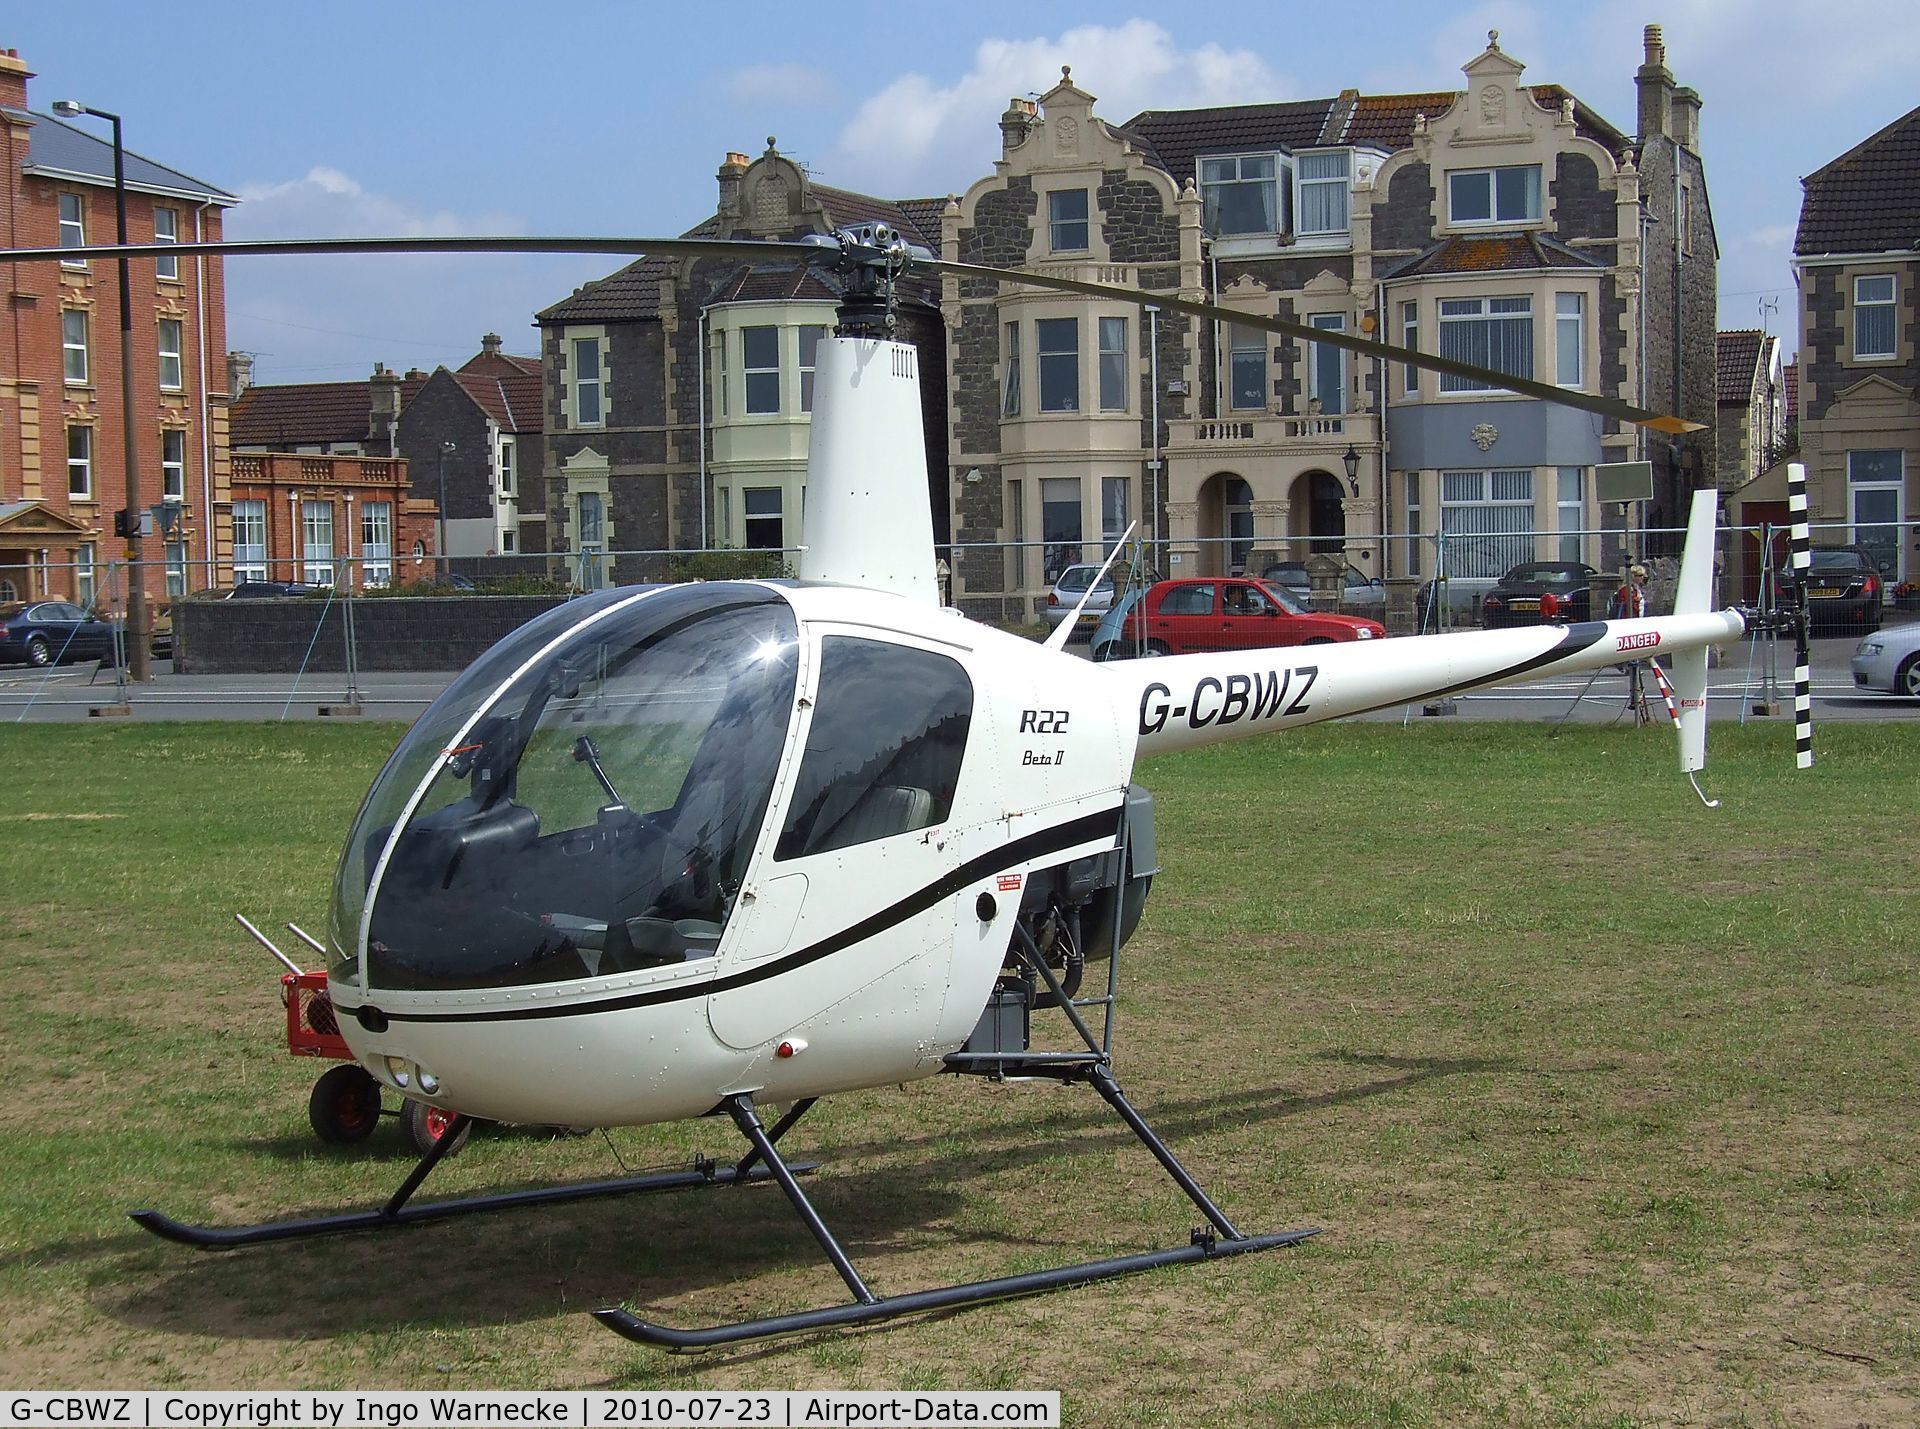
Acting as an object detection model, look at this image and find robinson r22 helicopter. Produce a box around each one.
[9,219,1793,1350]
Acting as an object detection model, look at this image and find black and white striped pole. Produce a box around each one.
[1787,462,1814,770]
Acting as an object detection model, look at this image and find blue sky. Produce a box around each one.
[10,1,1916,383]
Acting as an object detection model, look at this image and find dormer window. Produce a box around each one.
[1201,154,1289,236]
[1297,151,1350,235]
[1448,165,1541,226]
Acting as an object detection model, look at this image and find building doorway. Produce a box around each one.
[1289,470,1345,554]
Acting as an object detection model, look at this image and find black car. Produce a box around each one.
[0,600,116,667]
[1481,561,1599,628]
[1774,546,1883,633]
[215,580,319,599]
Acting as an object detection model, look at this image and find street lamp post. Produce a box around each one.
[53,99,148,681]
[437,440,456,580]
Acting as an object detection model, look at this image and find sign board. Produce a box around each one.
[1594,460,1654,505]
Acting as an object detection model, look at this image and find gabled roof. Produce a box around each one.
[1715,329,1768,405]
[1795,103,1920,255]
[459,349,541,379]
[1382,231,1602,279]
[447,369,543,434]
[22,111,236,204]
[1783,361,1799,419]
[229,382,371,447]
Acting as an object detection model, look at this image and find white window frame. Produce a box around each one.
[154,207,179,280]
[1036,317,1079,413]
[67,426,92,499]
[1439,295,1534,394]
[1200,153,1287,237]
[1401,300,1419,397]
[59,193,86,265]
[1001,321,1021,417]
[1296,150,1350,236]
[742,325,781,414]
[571,336,604,427]
[76,543,96,608]
[799,325,827,412]
[1847,449,1905,583]
[166,540,187,598]
[1227,325,1266,412]
[301,500,336,585]
[1440,468,1535,578]
[1447,165,1542,226]
[1048,189,1089,253]
[1098,315,1128,412]
[1403,472,1422,577]
[233,499,268,581]
[1555,292,1585,389]
[1853,274,1896,361]
[497,436,515,497]
[1101,476,1129,547]
[1040,476,1084,583]
[360,500,393,587]
[63,309,89,384]
[743,486,784,551]
[158,318,183,391]
[575,491,606,588]
[160,427,186,500]
[1556,467,1586,564]
[1309,314,1346,415]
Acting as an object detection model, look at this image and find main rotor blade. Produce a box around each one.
[0,235,831,265]
[929,257,1704,436]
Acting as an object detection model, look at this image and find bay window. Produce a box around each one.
[1297,151,1350,235]
[1037,318,1079,412]
[1555,293,1585,388]
[1201,154,1286,236]
[1228,325,1266,411]
[1439,296,1533,392]
[743,326,780,413]
[1098,316,1128,411]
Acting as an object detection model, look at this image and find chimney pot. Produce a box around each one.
[481,332,502,355]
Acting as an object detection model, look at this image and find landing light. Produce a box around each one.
[385,1055,410,1089]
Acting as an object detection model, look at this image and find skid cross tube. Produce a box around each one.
[596,1075,1319,1349]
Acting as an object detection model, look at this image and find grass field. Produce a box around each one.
[0,720,1914,1423]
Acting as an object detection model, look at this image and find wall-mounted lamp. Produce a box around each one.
[1341,444,1361,497]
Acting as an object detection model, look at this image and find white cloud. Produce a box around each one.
[724,63,839,109]
[232,166,519,239]
[833,21,1285,195]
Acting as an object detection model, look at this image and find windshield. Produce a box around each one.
[1252,580,1307,615]
[1507,565,1581,586]
[330,583,799,992]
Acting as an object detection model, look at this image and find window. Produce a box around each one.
[59,193,86,263]
[1404,472,1422,577]
[1310,314,1346,416]
[1006,477,1025,592]
[154,207,179,280]
[1048,189,1089,252]
[572,338,603,426]
[799,325,827,412]
[75,543,96,608]
[1040,476,1082,582]
[1440,469,1535,577]
[63,309,88,383]
[67,426,92,499]
[1439,296,1533,392]
[497,437,515,496]
[1847,450,1904,580]
[361,500,393,587]
[1036,317,1079,412]
[743,326,780,414]
[576,491,605,588]
[1401,301,1419,396]
[1448,165,1541,225]
[159,428,186,500]
[712,328,727,417]
[233,499,267,581]
[1556,467,1585,563]
[1854,275,1896,360]
[744,487,783,550]
[1297,151,1350,235]
[1001,321,1021,416]
[158,318,183,391]
[501,529,516,553]
[775,636,972,862]
[1200,154,1283,236]
[1160,583,1215,616]
[1102,476,1129,546]
[1555,293,1585,388]
[166,540,187,598]
[1678,184,1693,256]
[1228,325,1267,411]
[302,501,335,585]
[1098,316,1128,411]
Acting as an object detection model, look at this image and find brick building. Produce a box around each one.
[944,27,1716,617]
[0,46,236,607]
[531,144,947,588]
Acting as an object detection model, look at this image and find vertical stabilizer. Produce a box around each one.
[1670,488,1718,773]
[799,337,937,604]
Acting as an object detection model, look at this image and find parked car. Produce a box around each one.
[1414,575,1500,630]
[1106,577,1384,656]
[149,603,174,659]
[1258,560,1387,620]
[1045,562,1158,635]
[215,580,319,599]
[1481,561,1601,628]
[0,600,116,667]
[1850,623,1920,696]
[1776,546,1883,633]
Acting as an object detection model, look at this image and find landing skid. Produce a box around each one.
[595,1067,1320,1350]
[129,1110,819,1250]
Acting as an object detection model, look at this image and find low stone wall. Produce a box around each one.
[174,595,572,674]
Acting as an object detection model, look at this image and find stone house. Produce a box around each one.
[945,27,1716,618]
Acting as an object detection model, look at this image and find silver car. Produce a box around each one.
[1045,562,1158,635]
[1850,623,1920,695]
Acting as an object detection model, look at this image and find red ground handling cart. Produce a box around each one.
[237,914,468,1155]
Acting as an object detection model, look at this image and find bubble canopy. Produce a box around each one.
[327,583,799,993]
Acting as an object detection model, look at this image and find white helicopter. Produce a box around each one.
[9,223,1787,1350]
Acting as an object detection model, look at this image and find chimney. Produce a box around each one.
[1670,86,1701,152]
[716,150,750,219]
[369,364,402,456]
[480,332,502,357]
[1636,23,1673,142]
[226,350,254,400]
[0,49,31,112]
[1000,97,1039,156]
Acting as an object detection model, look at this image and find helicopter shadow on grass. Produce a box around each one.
[95,1048,1532,1344]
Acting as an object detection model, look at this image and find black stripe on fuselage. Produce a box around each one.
[371,805,1123,1024]
[1341,621,1612,721]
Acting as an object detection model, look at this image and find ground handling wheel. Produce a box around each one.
[401,1097,473,1158]
[308,1063,382,1144]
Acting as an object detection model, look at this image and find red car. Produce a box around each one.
[1106,577,1385,656]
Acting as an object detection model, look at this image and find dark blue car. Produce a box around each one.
[0,600,116,667]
